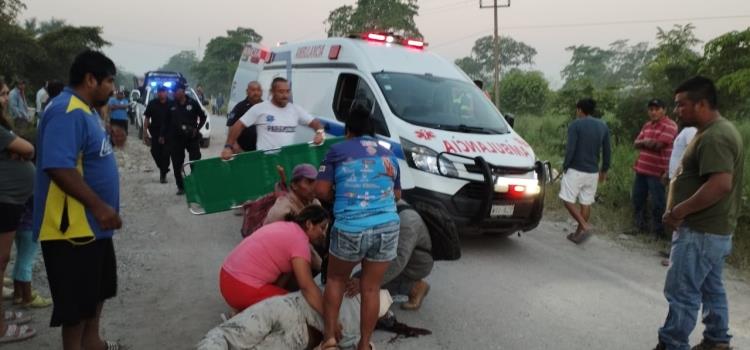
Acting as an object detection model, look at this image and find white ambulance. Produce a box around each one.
[229,33,551,257]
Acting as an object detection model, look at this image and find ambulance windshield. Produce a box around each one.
[373,72,510,134]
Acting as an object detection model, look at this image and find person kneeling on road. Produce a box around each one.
[347,200,433,311]
[220,77,324,160]
[219,205,329,314]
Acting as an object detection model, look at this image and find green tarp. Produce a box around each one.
[183,137,343,214]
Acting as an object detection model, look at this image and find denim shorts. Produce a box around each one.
[329,221,399,262]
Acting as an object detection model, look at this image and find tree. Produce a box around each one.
[114,66,137,91]
[160,50,199,83]
[607,40,655,88]
[702,28,750,119]
[0,0,25,24]
[645,24,702,99]
[36,26,110,82]
[498,69,549,115]
[24,17,67,37]
[0,21,44,82]
[192,27,263,97]
[454,35,537,86]
[325,0,420,37]
[561,45,614,89]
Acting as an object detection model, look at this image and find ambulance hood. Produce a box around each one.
[396,118,537,170]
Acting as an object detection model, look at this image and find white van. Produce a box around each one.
[229,34,551,248]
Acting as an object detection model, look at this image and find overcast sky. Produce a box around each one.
[21,0,750,88]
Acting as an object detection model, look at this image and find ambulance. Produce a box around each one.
[229,33,551,256]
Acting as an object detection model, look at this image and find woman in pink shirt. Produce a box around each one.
[220,205,329,314]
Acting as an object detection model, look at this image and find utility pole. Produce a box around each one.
[480,0,511,108]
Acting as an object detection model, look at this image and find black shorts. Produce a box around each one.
[0,202,25,233]
[41,238,118,327]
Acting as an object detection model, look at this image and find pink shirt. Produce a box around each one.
[222,221,311,288]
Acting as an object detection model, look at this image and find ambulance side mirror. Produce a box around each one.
[504,113,515,128]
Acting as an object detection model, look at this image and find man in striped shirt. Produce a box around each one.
[632,99,678,238]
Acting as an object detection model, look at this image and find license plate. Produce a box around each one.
[490,205,515,217]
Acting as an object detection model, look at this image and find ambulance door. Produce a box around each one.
[227,43,269,112]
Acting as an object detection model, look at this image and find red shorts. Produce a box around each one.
[219,268,287,311]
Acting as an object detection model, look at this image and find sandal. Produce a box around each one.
[105,340,123,350]
[3,311,31,324]
[0,324,36,343]
[316,338,338,350]
[15,294,53,308]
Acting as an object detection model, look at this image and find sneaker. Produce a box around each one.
[692,339,732,350]
[176,189,185,196]
[159,174,167,184]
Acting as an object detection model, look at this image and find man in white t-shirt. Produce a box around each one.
[221,77,324,160]
[667,126,698,180]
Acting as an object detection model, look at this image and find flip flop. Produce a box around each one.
[316,338,338,350]
[3,311,31,325]
[0,324,36,343]
[105,340,123,350]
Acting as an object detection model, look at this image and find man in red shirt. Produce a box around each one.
[632,99,678,238]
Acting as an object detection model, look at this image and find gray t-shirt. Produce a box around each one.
[0,125,35,204]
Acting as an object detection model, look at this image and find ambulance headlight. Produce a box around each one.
[401,138,458,177]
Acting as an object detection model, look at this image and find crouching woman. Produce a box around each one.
[219,205,329,314]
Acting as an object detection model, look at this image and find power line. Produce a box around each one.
[430,14,750,49]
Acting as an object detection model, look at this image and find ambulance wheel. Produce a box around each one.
[200,137,210,148]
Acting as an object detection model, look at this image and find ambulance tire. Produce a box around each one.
[414,203,461,261]
[200,137,210,148]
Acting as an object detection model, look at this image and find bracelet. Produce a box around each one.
[224,144,233,149]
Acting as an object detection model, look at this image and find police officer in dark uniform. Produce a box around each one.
[162,82,207,195]
[226,81,262,152]
[144,86,172,183]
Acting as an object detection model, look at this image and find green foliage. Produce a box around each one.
[0,0,25,24]
[0,21,45,82]
[160,50,199,83]
[23,17,66,37]
[561,40,655,90]
[454,35,537,85]
[36,26,110,82]
[498,69,549,115]
[561,45,613,88]
[114,66,137,91]
[645,24,702,99]
[192,27,263,97]
[701,28,750,119]
[325,0,420,38]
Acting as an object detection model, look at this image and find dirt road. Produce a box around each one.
[8,118,750,349]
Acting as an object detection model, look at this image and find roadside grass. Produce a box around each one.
[516,114,750,271]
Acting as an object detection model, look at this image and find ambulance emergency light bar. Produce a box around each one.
[361,32,426,49]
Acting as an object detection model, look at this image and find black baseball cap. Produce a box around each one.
[156,86,168,92]
[647,98,665,108]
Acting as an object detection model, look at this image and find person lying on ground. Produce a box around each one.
[197,289,392,350]
[347,200,433,311]
[220,205,329,314]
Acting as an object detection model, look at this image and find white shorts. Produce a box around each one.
[559,169,599,205]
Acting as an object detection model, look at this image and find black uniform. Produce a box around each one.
[226,98,260,152]
[144,98,172,176]
[162,97,207,191]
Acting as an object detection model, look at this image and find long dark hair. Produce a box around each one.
[284,205,329,228]
[0,80,12,131]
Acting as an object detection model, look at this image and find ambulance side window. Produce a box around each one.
[333,73,390,137]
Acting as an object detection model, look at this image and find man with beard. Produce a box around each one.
[226,81,262,152]
[163,82,207,195]
[34,50,124,350]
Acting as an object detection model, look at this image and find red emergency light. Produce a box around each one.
[361,32,426,49]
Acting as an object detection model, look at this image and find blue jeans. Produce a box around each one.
[632,173,666,234]
[658,226,733,349]
[329,221,399,262]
